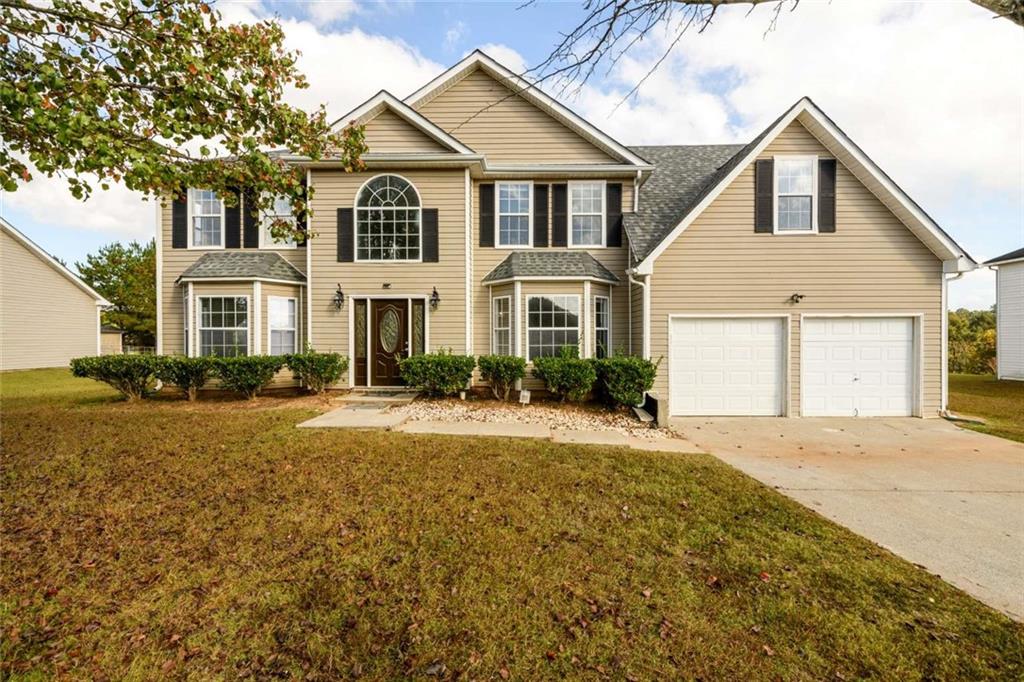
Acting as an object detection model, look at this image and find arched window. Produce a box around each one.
[355,175,421,261]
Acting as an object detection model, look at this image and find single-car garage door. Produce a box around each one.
[802,316,916,417]
[669,317,785,416]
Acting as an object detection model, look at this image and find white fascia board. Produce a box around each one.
[986,256,1024,268]
[176,276,307,287]
[404,51,650,168]
[479,163,654,176]
[330,90,476,155]
[482,275,620,286]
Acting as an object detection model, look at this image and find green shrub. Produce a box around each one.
[215,356,286,399]
[399,350,475,397]
[531,346,596,402]
[286,349,349,394]
[478,355,526,401]
[155,356,215,401]
[593,355,659,408]
[70,354,157,400]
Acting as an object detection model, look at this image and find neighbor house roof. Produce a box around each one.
[0,217,110,306]
[985,247,1024,266]
[482,251,620,284]
[176,252,306,285]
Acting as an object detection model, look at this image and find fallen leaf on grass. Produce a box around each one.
[763,644,775,657]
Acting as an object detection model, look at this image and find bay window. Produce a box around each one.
[594,296,610,359]
[492,296,511,355]
[198,296,248,357]
[527,295,580,360]
[268,296,297,355]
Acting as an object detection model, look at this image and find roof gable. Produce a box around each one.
[0,217,109,305]
[985,246,1024,266]
[332,90,475,156]
[406,51,648,167]
[362,107,452,154]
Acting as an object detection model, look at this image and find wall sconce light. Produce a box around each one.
[789,293,805,304]
[332,284,345,310]
[430,287,441,310]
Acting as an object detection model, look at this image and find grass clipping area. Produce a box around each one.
[2,369,1023,679]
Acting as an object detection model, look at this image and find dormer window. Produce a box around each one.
[775,156,817,233]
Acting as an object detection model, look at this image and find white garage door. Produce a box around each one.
[669,317,785,416]
[802,317,915,417]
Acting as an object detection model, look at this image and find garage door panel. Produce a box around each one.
[670,317,784,417]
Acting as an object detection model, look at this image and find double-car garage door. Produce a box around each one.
[669,316,916,417]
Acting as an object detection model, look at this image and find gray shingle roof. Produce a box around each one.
[984,246,1024,265]
[177,252,306,283]
[482,251,620,283]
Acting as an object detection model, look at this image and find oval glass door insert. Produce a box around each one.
[380,308,400,353]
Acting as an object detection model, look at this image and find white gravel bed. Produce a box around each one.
[401,399,665,439]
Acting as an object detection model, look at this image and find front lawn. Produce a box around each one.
[2,369,1022,679]
[949,373,1024,443]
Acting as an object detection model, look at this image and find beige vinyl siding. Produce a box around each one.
[648,120,943,416]
[470,180,631,370]
[629,279,644,357]
[415,68,618,164]
[308,168,467,384]
[158,198,306,356]
[1,229,99,370]
[363,107,450,153]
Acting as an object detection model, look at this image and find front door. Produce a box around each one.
[371,300,407,386]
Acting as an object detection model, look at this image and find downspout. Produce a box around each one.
[941,270,965,414]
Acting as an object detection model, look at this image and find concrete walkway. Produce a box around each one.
[671,416,1024,620]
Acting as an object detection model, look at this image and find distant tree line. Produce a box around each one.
[948,307,996,374]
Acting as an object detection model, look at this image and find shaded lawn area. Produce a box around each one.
[949,373,1024,443]
[2,369,1022,680]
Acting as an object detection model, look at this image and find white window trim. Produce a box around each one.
[491,295,512,355]
[773,155,818,235]
[259,194,298,250]
[195,295,251,357]
[267,295,298,356]
[525,293,582,362]
[568,180,606,248]
[187,188,226,250]
[594,294,611,359]
[495,180,533,249]
[353,173,424,263]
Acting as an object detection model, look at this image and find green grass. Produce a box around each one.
[949,373,1024,443]
[2,369,1022,680]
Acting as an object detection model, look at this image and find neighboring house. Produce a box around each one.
[100,326,125,355]
[155,51,975,421]
[1,217,109,370]
[986,247,1024,380]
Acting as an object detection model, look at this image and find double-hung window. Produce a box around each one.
[198,296,248,357]
[356,175,421,261]
[527,295,580,360]
[775,157,816,232]
[594,296,610,359]
[497,182,531,247]
[261,194,297,248]
[189,189,224,248]
[268,297,297,355]
[569,181,605,247]
[492,296,511,355]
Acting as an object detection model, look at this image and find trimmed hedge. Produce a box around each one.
[215,356,286,399]
[286,350,349,394]
[155,356,215,401]
[70,354,157,400]
[532,346,596,402]
[478,355,526,401]
[399,350,475,397]
[593,355,658,408]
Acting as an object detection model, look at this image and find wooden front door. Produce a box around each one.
[371,300,407,386]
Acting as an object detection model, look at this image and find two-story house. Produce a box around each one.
[155,51,975,422]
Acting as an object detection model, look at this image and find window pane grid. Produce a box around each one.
[595,296,609,359]
[497,183,531,246]
[190,189,223,247]
[268,297,296,356]
[570,183,603,246]
[199,297,248,357]
[527,296,580,360]
[775,158,814,232]
[356,176,421,261]
[493,297,511,356]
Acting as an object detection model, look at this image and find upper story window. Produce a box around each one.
[569,181,605,247]
[775,157,816,233]
[261,194,297,249]
[356,175,421,261]
[497,182,531,247]
[189,189,224,248]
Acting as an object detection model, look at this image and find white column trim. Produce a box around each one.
[253,281,262,354]
[186,282,195,357]
[514,280,523,359]
[154,198,163,355]
[305,167,314,347]
[464,167,472,356]
[583,280,592,358]
[95,306,102,355]
[643,273,651,359]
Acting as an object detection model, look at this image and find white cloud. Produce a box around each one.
[472,43,527,74]
[304,1,359,27]
[444,20,466,51]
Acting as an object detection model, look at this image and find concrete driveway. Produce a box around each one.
[670,417,1024,620]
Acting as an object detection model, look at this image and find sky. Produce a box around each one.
[2,0,1021,308]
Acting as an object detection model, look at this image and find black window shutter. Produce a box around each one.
[171,193,187,248]
[606,183,623,247]
[551,183,568,247]
[754,159,774,233]
[818,158,837,233]
[243,190,259,248]
[479,183,495,247]
[225,189,241,248]
[533,184,549,247]
[337,208,354,262]
[296,174,309,248]
[422,208,439,262]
